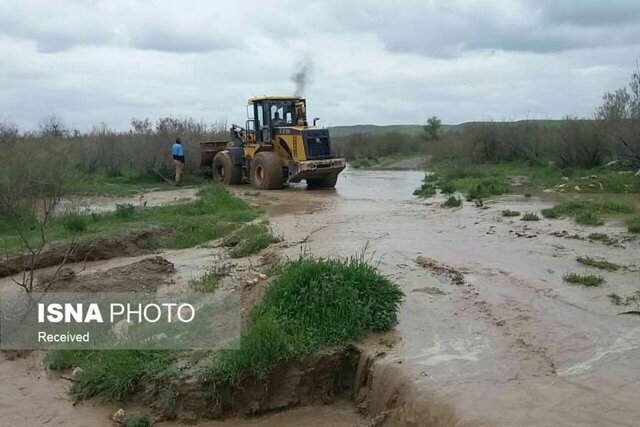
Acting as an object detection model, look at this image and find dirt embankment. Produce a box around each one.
[0,227,165,278]
[38,256,175,292]
[144,346,360,422]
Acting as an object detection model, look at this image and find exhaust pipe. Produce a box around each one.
[313,117,320,126]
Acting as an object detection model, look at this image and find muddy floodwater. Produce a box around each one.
[266,167,640,426]
[2,167,640,426]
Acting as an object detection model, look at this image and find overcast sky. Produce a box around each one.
[1,0,639,131]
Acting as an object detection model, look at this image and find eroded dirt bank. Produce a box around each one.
[254,167,640,426]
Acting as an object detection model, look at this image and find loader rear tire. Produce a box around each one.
[251,152,283,190]
[213,152,242,185]
[306,173,338,189]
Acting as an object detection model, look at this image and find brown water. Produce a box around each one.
[265,167,640,426]
[2,169,640,426]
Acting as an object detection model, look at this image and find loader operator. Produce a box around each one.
[172,137,185,185]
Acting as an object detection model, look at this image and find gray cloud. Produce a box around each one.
[0,0,639,130]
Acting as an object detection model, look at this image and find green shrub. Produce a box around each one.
[563,273,605,287]
[576,211,604,226]
[439,181,456,194]
[524,193,532,198]
[466,178,510,200]
[208,255,403,383]
[541,208,560,219]
[123,413,151,427]
[115,203,135,219]
[501,209,520,217]
[442,196,462,208]
[413,183,437,198]
[628,216,640,233]
[521,212,540,221]
[62,213,87,233]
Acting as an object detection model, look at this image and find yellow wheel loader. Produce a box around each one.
[200,96,345,189]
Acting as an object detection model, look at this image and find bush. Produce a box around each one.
[576,211,604,226]
[521,212,540,221]
[439,181,456,194]
[413,183,437,198]
[466,178,510,200]
[442,196,462,208]
[208,255,403,382]
[628,216,640,233]
[62,213,87,233]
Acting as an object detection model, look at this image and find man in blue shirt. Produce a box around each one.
[172,137,185,185]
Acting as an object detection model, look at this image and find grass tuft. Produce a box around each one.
[466,178,510,201]
[224,222,279,258]
[62,213,87,233]
[189,265,229,292]
[442,196,462,208]
[563,272,605,287]
[576,256,620,271]
[521,212,540,221]
[501,209,520,217]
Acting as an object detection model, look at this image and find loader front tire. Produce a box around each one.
[251,152,283,190]
[306,173,338,189]
[213,152,242,185]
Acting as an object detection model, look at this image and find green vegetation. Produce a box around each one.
[0,186,257,255]
[563,273,605,287]
[466,178,511,200]
[47,350,176,402]
[115,203,135,219]
[207,255,403,383]
[442,196,462,208]
[628,216,640,233]
[521,212,540,221]
[439,181,456,194]
[413,183,437,198]
[189,265,229,292]
[501,209,521,217]
[541,200,634,226]
[122,413,152,427]
[576,256,620,271]
[50,255,403,402]
[62,213,88,233]
[223,222,279,258]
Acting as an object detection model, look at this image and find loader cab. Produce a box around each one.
[246,96,307,144]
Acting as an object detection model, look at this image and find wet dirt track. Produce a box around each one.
[261,168,640,426]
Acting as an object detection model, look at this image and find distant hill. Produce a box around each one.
[328,120,566,137]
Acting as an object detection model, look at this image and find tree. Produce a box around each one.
[423,116,442,141]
